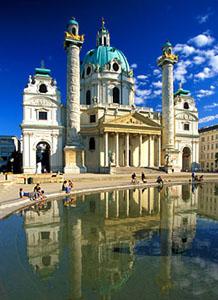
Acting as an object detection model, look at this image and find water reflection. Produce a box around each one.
[18,183,218,299]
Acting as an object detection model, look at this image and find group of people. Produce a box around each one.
[191,172,204,182]
[19,183,46,201]
[131,172,147,184]
[62,180,74,194]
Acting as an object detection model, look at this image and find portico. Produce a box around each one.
[101,112,161,169]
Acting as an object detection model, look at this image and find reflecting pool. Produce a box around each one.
[0,183,218,300]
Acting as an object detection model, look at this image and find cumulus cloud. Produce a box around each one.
[196,88,215,98]
[134,96,145,105]
[136,89,151,97]
[195,67,212,80]
[137,74,148,80]
[131,63,138,69]
[193,55,206,65]
[174,60,192,83]
[189,33,214,47]
[154,89,162,96]
[174,44,196,56]
[199,114,218,124]
[153,69,161,76]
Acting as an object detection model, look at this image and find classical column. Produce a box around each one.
[104,132,109,167]
[138,134,142,167]
[115,132,119,167]
[105,192,109,219]
[158,135,161,166]
[148,135,151,167]
[125,133,129,167]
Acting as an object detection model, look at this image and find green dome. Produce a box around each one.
[68,18,78,26]
[81,46,130,74]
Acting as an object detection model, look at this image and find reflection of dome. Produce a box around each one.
[81,46,130,73]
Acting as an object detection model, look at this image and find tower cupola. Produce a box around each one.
[96,18,110,47]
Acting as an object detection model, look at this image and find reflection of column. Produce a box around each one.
[158,186,174,294]
[105,192,109,219]
[71,219,82,299]
[139,189,142,215]
[126,190,129,217]
[116,190,119,217]
[126,133,129,167]
[139,134,142,167]
[104,132,108,167]
[115,132,119,167]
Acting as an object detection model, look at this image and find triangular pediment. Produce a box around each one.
[103,112,161,128]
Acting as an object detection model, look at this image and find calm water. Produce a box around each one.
[0,183,218,300]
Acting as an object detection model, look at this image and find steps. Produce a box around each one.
[111,167,164,175]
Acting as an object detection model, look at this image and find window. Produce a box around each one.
[212,135,214,140]
[86,66,91,76]
[216,143,218,149]
[216,134,218,139]
[72,27,76,35]
[184,102,189,109]
[113,63,119,71]
[90,114,96,123]
[89,137,95,150]
[41,231,50,240]
[39,84,47,93]
[39,111,47,120]
[86,90,91,105]
[184,123,189,131]
[212,144,214,149]
[207,144,210,150]
[113,87,120,103]
[201,137,205,142]
[211,153,214,159]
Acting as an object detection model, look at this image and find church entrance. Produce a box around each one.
[36,142,50,173]
[182,147,191,171]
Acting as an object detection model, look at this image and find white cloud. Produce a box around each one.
[196,88,215,98]
[153,69,161,76]
[174,43,196,56]
[195,67,212,80]
[136,89,151,97]
[152,81,162,88]
[137,74,148,80]
[199,114,218,124]
[203,102,218,110]
[189,33,214,47]
[174,60,192,83]
[131,63,137,69]
[134,96,144,105]
[197,14,210,24]
[210,85,215,90]
[154,89,162,96]
[209,55,218,72]
[193,55,205,65]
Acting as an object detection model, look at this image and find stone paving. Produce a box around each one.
[0,172,218,220]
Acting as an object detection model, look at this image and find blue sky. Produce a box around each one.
[1,0,218,136]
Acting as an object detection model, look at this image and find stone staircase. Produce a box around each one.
[111,166,164,175]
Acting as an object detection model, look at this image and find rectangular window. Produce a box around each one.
[211,144,214,149]
[39,111,47,120]
[216,144,218,149]
[211,153,214,159]
[212,135,214,140]
[90,114,96,123]
[201,137,205,142]
[207,144,210,150]
[184,123,189,131]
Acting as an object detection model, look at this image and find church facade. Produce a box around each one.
[21,18,199,174]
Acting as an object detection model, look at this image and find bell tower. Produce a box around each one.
[158,41,179,172]
[64,17,86,173]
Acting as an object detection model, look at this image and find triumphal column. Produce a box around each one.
[64,17,86,173]
[157,42,179,172]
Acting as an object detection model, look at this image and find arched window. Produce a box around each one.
[184,102,189,109]
[86,66,91,76]
[104,37,107,46]
[86,90,91,105]
[113,63,119,72]
[113,87,120,103]
[89,137,95,150]
[39,84,47,93]
[72,27,76,35]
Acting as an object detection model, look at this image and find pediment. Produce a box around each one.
[103,112,161,128]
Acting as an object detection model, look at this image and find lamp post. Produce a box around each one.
[10,158,14,173]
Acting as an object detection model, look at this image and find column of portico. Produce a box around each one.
[104,132,109,167]
[125,133,129,167]
[115,132,119,167]
[149,135,154,167]
[138,134,143,167]
[148,135,151,167]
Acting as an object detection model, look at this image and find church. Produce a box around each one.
[21,18,199,174]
